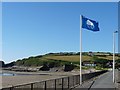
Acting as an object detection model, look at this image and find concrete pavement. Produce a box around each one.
[90,71,116,89]
[73,70,118,90]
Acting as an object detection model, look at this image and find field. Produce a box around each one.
[43,55,92,62]
[98,56,119,60]
[43,55,120,62]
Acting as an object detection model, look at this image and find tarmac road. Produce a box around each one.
[90,71,116,89]
[74,70,118,90]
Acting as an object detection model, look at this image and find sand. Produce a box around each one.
[1,69,95,88]
[2,70,79,88]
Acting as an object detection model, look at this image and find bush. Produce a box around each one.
[64,63,75,71]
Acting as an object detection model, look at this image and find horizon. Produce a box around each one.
[2,2,118,63]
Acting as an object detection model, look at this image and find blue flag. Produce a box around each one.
[82,16,99,31]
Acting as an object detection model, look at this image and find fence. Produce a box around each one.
[2,70,107,90]
[117,70,120,90]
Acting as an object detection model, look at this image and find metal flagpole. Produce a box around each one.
[113,32,115,83]
[79,15,99,84]
[113,31,118,83]
[80,15,82,85]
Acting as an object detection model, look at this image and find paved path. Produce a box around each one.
[90,71,116,89]
[74,71,118,90]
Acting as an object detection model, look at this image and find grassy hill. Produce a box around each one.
[15,54,118,66]
[15,55,81,67]
[6,52,120,67]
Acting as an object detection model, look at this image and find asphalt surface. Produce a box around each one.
[90,71,116,89]
[74,70,118,90]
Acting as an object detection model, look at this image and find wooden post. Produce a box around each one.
[68,77,69,89]
[62,78,64,90]
[45,81,47,90]
[31,83,33,90]
[55,79,56,90]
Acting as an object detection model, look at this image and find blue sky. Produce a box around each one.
[2,2,118,63]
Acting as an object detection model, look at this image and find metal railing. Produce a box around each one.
[2,70,107,90]
[117,70,120,89]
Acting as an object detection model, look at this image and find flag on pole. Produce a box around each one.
[79,15,100,85]
[82,16,99,31]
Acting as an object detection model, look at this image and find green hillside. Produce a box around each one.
[14,52,120,67]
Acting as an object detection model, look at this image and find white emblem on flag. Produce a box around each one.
[86,20,94,29]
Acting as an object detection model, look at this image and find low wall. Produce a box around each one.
[1,70,108,90]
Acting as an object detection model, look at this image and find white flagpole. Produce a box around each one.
[80,15,82,85]
[113,31,118,83]
[113,32,115,83]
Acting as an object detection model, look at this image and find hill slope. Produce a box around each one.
[5,52,120,67]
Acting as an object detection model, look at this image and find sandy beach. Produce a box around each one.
[2,70,78,88]
[2,69,96,88]
[2,74,64,88]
